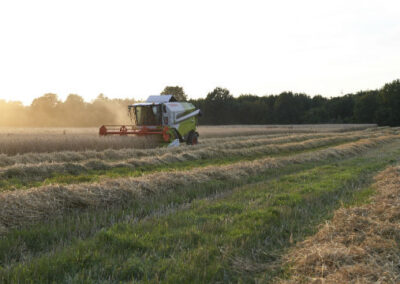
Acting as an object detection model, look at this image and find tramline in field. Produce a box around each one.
[99,95,201,146]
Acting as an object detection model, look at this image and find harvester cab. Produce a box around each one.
[99,95,201,147]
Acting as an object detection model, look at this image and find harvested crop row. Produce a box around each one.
[200,132,308,144]
[198,124,377,138]
[0,135,396,232]
[0,130,382,168]
[0,134,378,182]
[279,165,400,283]
[202,129,392,150]
[0,132,328,167]
[202,132,357,149]
[0,132,327,167]
[176,126,377,144]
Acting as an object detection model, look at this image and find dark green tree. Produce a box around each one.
[353,91,379,123]
[273,92,310,124]
[376,79,400,126]
[204,87,234,124]
[326,95,355,123]
[206,87,233,102]
[161,86,187,101]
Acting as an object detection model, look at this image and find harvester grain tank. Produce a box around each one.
[99,95,201,146]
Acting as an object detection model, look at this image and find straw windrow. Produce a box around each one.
[0,131,363,167]
[0,134,377,181]
[279,165,400,283]
[0,135,396,231]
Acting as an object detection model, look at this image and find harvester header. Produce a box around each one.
[99,95,201,146]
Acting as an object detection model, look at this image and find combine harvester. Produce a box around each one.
[99,95,201,147]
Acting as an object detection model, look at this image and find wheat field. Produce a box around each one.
[0,124,377,154]
[0,124,399,283]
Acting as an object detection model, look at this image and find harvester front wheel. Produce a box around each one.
[187,131,198,145]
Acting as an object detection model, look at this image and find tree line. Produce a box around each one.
[191,79,400,126]
[0,79,399,127]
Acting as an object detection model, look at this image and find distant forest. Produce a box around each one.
[193,79,400,126]
[0,79,399,127]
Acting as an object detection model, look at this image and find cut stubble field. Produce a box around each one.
[0,124,399,283]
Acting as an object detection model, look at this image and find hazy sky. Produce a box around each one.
[0,0,399,105]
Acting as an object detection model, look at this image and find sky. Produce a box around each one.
[0,0,399,105]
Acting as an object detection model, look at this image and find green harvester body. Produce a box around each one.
[99,95,201,146]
